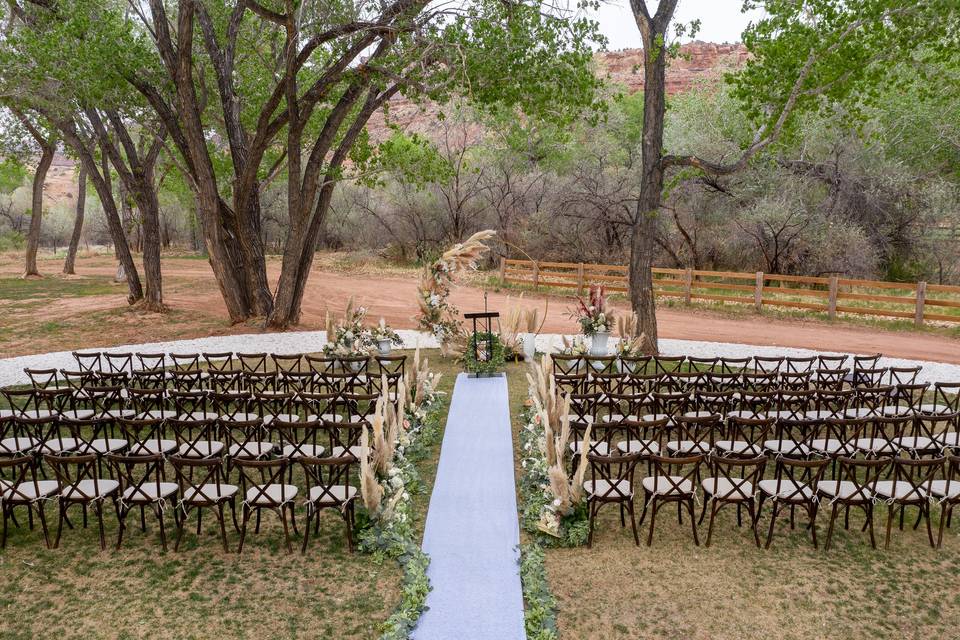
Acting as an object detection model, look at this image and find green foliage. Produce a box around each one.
[371,131,454,188]
[463,332,505,375]
[0,230,25,252]
[0,157,26,193]
[519,543,559,640]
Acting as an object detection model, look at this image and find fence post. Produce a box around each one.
[532,261,540,291]
[576,263,585,295]
[915,281,927,326]
[683,268,693,304]
[828,276,838,320]
[754,272,763,311]
[498,257,506,285]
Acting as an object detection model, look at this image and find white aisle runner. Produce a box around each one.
[414,372,525,640]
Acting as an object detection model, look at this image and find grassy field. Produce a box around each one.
[500,361,960,640]
[0,350,460,640]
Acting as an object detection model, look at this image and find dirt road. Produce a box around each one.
[3,253,959,363]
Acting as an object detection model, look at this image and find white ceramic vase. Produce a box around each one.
[590,331,610,356]
[377,340,392,356]
[522,332,537,361]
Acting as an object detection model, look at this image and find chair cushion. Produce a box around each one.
[59,409,96,420]
[881,405,913,416]
[641,476,693,496]
[87,438,128,454]
[810,438,854,455]
[137,410,180,420]
[930,480,960,501]
[37,437,81,453]
[182,483,238,503]
[569,441,609,456]
[817,480,871,502]
[714,440,762,456]
[666,440,710,454]
[61,479,120,500]
[227,441,274,458]
[128,439,178,456]
[583,479,632,499]
[617,440,659,455]
[220,412,260,423]
[177,411,220,421]
[0,436,38,454]
[763,440,810,456]
[844,407,878,418]
[281,443,325,459]
[244,484,298,505]
[758,478,813,501]
[891,436,935,451]
[3,479,59,501]
[920,403,953,415]
[804,409,838,420]
[308,485,358,505]
[263,414,302,425]
[123,482,179,503]
[701,477,754,500]
[177,441,225,458]
[683,410,715,418]
[935,432,959,447]
[854,437,896,454]
[98,409,138,420]
[725,410,766,420]
[329,445,363,460]
[874,480,925,501]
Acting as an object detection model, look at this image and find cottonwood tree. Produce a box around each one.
[625,0,960,351]
[11,0,600,327]
[63,164,86,275]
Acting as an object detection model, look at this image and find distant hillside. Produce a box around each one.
[37,41,748,206]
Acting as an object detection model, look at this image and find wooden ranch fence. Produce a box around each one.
[498,258,960,326]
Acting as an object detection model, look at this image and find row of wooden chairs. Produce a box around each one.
[583,450,960,551]
[0,449,357,554]
[555,352,885,376]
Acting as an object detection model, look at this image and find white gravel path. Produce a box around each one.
[2,331,958,387]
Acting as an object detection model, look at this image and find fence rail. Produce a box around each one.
[498,259,960,326]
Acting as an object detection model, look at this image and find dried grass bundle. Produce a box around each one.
[500,295,524,353]
[359,426,383,513]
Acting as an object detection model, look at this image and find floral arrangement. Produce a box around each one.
[572,284,614,336]
[416,230,496,355]
[354,347,445,640]
[557,335,588,356]
[518,354,590,546]
[372,317,403,347]
[615,312,651,356]
[324,299,402,356]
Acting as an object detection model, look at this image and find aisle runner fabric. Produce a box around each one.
[414,372,525,640]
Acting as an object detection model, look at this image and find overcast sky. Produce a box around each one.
[591,0,767,50]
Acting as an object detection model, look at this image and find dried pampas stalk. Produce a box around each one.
[359,426,383,513]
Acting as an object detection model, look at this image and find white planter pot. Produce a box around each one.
[349,360,364,372]
[522,333,537,361]
[618,358,634,373]
[377,340,392,356]
[590,332,610,356]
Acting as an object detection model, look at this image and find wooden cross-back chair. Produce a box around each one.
[639,453,704,546]
[44,452,121,551]
[118,416,177,457]
[234,457,298,553]
[72,351,103,373]
[552,354,585,376]
[169,454,239,552]
[106,452,178,551]
[874,455,942,549]
[698,455,766,547]
[757,455,830,549]
[299,454,358,553]
[817,456,888,550]
[136,352,166,372]
[583,450,643,547]
[0,455,57,548]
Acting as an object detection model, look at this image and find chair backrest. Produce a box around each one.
[779,371,813,391]
[812,388,853,417]
[222,418,267,452]
[340,392,378,424]
[272,353,305,374]
[675,414,721,450]
[300,454,355,507]
[118,417,168,453]
[24,368,60,389]
[297,392,338,420]
[106,452,167,502]
[853,353,882,370]
[375,355,407,377]
[775,389,813,418]
[170,353,202,372]
[202,352,235,372]
[768,456,830,502]
[207,370,244,394]
[651,391,688,417]
[784,356,816,373]
[234,458,293,506]
[243,371,277,395]
[104,352,134,375]
[815,367,849,391]
[305,354,337,375]
[44,452,103,501]
[647,453,703,496]
[210,391,254,420]
[2,387,44,418]
[753,356,784,375]
[704,455,766,500]
[280,371,319,394]
[0,456,46,503]
[588,372,622,397]
[724,416,774,452]
[865,414,911,444]
[817,354,848,370]
[652,355,685,375]
[87,385,127,418]
[169,455,229,504]
[705,371,741,392]
[887,455,944,503]
[933,383,960,413]
[619,355,651,374]
[853,385,893,415]
[567,392,600,423]
[622,415,668,456]
[718,357,751,374]
[692,390,733,415]
[337,356,369,377]
[686,356,718,371]
[585,355,617,375]
[73,351,103,373]
[274,418,326,457]
[854,367,888,388]
[891,383,928,412]
[832,456,888,503]
[917,412,960,446]
[131,368,166,390]
[136,352,166,372]
[552,354,584,376]
[887,366,921,386]
[661,371,698,394]
[741,372,778,393]
[237,352,269,373]
[585,450,642,500]
[170,390,209,417]
[553,373,587,395]
[169,418,220,457]
[169,369,205,392]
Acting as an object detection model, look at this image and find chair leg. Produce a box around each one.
[95,502,106,551]
[116,505,128,551]
[237,505,250,553]
[765,501,780,550]
[174,506,188,552]
[825,503,839,551]
[687,499,700,546]
[54,502,65,549]
[646,499,659,546]
[229,499,240,533]
[289,503,299,536]
[884,504,895,550]
[923,503,935,548]
[747,501,761,548]
[866,504,876,549]
[281,506,292,554]
[587,501,596,548]
[1,505,8,550]
[937,504,951,549]
[705,501,717,548]
[809,504,820,549]
[628,500,640,546]
[196,507,203,535]
[217,504,230,553]
[36,502,51,550]
[698,494,709,526]
[301,508,312,554]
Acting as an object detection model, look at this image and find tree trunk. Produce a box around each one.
[129,175,165,311]
[23,140,55,277]
[627,2,678,355]
[63,164,86,274]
